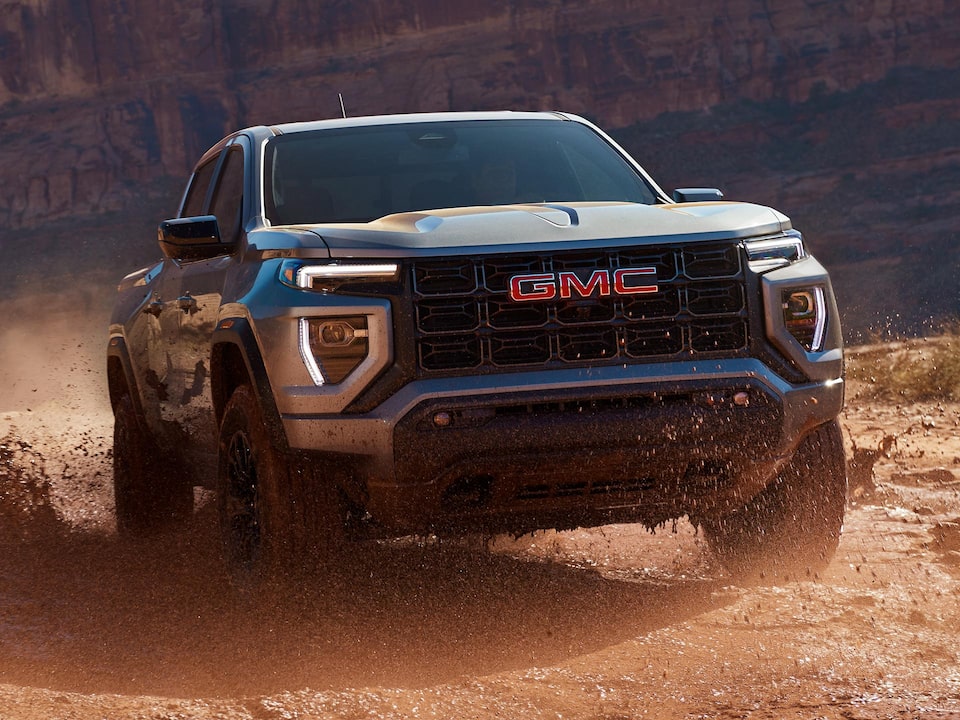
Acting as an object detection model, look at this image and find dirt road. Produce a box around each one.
[1,298,958,719]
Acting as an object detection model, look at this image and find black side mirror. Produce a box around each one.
[672,188,725,203]
[158,215,237,261]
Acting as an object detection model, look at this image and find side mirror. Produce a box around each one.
[158,215,237,261]
[672,188,724,203]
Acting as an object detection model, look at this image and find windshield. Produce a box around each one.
[264,119,658,224]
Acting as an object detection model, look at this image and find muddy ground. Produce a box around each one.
[0,294,959,719]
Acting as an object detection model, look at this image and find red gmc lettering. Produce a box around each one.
[558,270,610,299]
[509,273,556,301]
[613,267,658,295]
[508,267,658,302]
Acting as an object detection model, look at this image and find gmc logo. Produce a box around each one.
[508,267,658,302]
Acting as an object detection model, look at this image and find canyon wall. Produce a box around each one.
[1,0,957,228]
[0,0,957,334]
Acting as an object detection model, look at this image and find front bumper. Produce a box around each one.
[281,358,843,534]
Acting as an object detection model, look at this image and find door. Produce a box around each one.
[144,142,246,482]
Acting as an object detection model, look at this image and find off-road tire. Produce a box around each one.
[113,393,193,536]
[701,419,847,581]
[217,384,345,574]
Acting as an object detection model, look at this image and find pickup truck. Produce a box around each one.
[107,111,846,577]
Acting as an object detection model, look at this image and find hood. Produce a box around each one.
[249,201,791,258]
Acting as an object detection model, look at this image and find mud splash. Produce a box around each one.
[0,434,61,539]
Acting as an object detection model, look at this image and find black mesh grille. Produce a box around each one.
[411,242,748,374]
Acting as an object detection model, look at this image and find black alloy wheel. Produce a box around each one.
[221,423,262,568]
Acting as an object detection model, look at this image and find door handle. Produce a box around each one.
[177,294,199,314]
[143,298,164,317]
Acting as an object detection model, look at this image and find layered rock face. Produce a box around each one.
[1,0,957,229]
[0,0,957,335]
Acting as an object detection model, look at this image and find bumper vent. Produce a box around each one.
[411,242,747,374]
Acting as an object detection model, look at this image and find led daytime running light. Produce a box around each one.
[783,286,827,352]
[746,237,805,270]
[296,263,399,288]
[299,318,327,385]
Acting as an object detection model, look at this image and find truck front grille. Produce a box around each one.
[411,241,748,374]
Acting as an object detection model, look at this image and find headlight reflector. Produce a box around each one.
[299,316,369,385]
[782,287,826,352]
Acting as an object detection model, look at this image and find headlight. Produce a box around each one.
[299,316,369,385]
[782,287,826,352]
[279,261,399,291]
[745,233,805,272]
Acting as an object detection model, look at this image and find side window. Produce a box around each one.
[180,156,219,218]
[209,148,244,243]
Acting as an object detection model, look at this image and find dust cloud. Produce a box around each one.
[0,287,114,530]
[1,286,959,719]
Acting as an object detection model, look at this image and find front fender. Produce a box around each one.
[210,316,288,452]
[106,334,145,418]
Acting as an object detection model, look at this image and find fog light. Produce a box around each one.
[782,287,826,352]
[300,316,369,384]
[433,412,452,428]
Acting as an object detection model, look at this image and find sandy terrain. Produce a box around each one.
[1,295,958,719]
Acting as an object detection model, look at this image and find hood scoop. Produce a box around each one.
[526,204,579,227]
[398,204,580,233]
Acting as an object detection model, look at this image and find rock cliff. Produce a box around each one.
[0,0,957,334]
[2,0,957,227]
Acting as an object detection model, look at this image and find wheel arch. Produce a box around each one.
[106,336,144,416]
[210,317,289,452]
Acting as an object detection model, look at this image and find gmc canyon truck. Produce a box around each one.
[107,111,846,576]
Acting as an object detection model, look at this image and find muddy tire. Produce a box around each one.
[701,419,847,581]
[217,384,345,574]
[113,394,192,536]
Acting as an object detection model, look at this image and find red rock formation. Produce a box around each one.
[1,0,957,233]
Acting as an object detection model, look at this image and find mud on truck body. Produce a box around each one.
[107,111,846,576]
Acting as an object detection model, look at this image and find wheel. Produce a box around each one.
[217,384,345,573]
[113,394,193,536]
[700,419,847,581]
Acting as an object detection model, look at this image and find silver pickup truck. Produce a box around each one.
[107,111,846,577]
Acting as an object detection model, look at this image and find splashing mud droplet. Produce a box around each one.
[0,435,62,539]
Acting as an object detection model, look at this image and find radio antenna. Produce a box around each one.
[338,93,347,118]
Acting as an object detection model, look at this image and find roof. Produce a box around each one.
[268,110,576,135]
